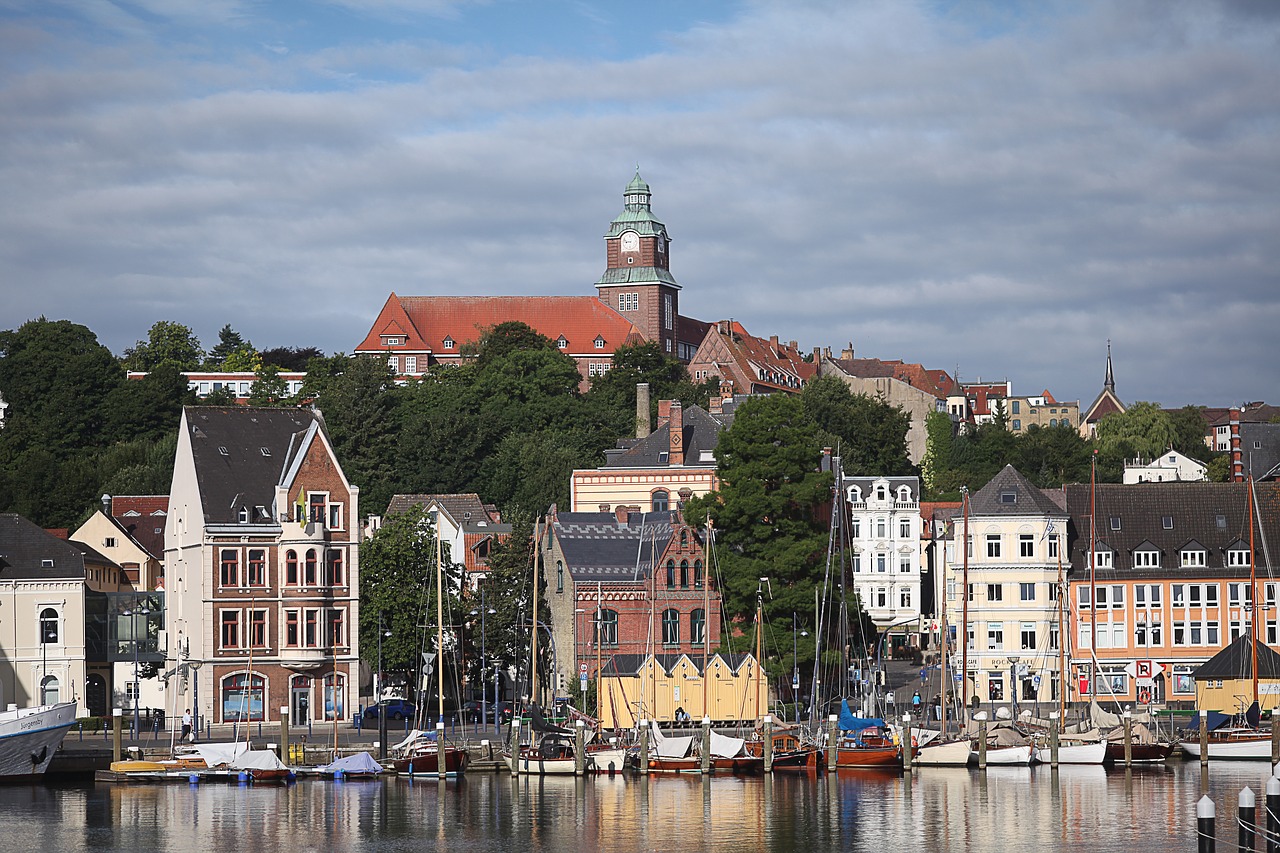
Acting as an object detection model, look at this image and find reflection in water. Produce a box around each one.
[2,763,1279,851]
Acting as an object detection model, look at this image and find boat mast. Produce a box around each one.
[960,486,970,722]
[1088,452,1097,701]
[938,512,949,737]
[1250,477,1259,710]
[704,519,712,720]
[529,518,541,710]
[437,510,446,727]
[1056,521,1066,722]
[596,580,603,721]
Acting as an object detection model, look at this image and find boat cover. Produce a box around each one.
[1188,710,1231,732]
[193,742,249,767]
[530,704,571,734]
[648,721,693,759]
[709,731,745,758]
[231,749,288,771]
[318,752,383,775]
[838,700,885,733]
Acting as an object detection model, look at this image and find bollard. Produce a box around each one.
[1197,795,1215,853]
[1201,709,1210,768]
[1123,710,1133,769]
[1272,717,1280,767]
[510,719,521,777]
[763,717,774,774]
[379,703,389,761]
[638,719,650,776]
[1267,776,1280,853]
[978,718,988,770]
[436,722,446,780]
[827,715,838,774]
[1240,786,1256,853]
[575,720,585,776]
[112,708,123,764]
[902,714,913,773]
[700,717,711,775]
[279,707,290,766]
[1049,711,1060,768]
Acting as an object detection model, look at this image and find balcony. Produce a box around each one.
[280,649,328,670]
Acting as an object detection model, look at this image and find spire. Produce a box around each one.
[624,169,651,211]
[1104,340,1115,393]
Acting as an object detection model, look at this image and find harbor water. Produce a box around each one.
[2,762,1275,852]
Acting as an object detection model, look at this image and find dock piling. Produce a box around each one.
[1239,786,1256,853]
[111,708,122,764]
[1197,795,1215,853]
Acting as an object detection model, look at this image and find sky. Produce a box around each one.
[2,0,1278,410]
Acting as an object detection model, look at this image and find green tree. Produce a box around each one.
[1012,422,1093,488]
[205,324,255,370]
[1208,454,1232,482]
[247,364,292,407]
[921,409,957,498]
[122,321,203,371]
[800,375,914,476]
[102,363,194,443]
[260,346,323,371]
[1094,401,1178,480]
[1167,405,1215,463]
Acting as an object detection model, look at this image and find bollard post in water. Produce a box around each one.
[638,719,650,776]
[112,708,123,764]
[1123,709,1133,768]
[1201,709,1210,768]
[510,719,521,777]
[1197,795,1215,853]
[279,707,290,767]
[574,720,585,776]
[1049,711,1060,768]
[1240,786,1256,853]
[763,716,774,774]
[978,716,988,770]
[827,715,838,774]
[902,714,913,773]
[436,722,446,780]
[1266,776,1280,853]
[700,717,711,775]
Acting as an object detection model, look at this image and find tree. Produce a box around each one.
[205,324,255,370]
[102,363,194,443]
[921,409,957,497]
[1094,401,1178,480]
[800,375,914,476]
[122,321,202,371]
[1167,405,1215,463]
[260,346,324,372]
[247,364,292,407]
[1012,422,1093,488]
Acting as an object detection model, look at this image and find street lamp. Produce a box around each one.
[792,613,808,724]
[376,612,392,702]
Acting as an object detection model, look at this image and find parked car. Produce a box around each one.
[362,699,416,721]
[461,700,509,723]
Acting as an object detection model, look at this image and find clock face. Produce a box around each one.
[657,233,666,252]
[620,231,640,253]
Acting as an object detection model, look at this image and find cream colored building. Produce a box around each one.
[844,475,922,644]
[944,466,1068,710]
[817,354,953,465]
[598,652,767,727]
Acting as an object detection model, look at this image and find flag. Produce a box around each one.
[296,489,307,522]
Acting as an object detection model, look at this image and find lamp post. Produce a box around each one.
[123,606,150,738]
[376,612,391,702]
[792,614,809,725]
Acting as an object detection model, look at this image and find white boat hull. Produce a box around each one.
[0,702,77,777]
[504,752,580,775]
[978,744,1033,766]
[586,747,628,773]
[1181,736,1273,761]
[913,739,972,766]
[1034,740,1107,765]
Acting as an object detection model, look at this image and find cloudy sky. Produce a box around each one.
[2,0,1277,409]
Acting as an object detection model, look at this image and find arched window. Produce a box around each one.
[221,672,266,722]
[694,560,703,588]
[691,609,706,646]
[557,561,564,593]
[680,530,688,547]
[598,609,619,647]
[305,549,317,585]
[323,672,346,721]
[666,560,675,588]
[680,560,689,588]
[662,609,680,645]
[652,490,669,512]
[285,550,298,585]
[40,675,60,705]
[40,608,58,645]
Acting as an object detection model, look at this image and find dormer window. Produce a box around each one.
[238,507,249,524]
[1181,547,1206,568]
[1162,516,1174,530]
[443,337,454,350]
[381,336,403,346]
[1091,547,1114,569]
[594,336,606,349]
[1228,546,1252,568]
[1000,491,1017,505]
[1132,548,1161,568]
[1109,516,1122,531]
[557,336,568,349]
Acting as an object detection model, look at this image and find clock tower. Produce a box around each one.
[595,171,684,359]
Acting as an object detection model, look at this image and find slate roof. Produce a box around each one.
[354,294,644,356]
[1240,423,1280,481]
[599,652,756,677]
[1062,481,1280,578]
[1194,634,1280,680]
[602,404,726,468]
[843,476,921,501]
[825,358,954,399]
[551,511,681,582]
[185,406,321,525]
[0,513,107,580]
[968,465,1068,517]
[110,496,168,560]
[384,493,510,534]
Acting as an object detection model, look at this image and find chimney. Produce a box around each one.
[1231,407,1243,482]
[636,382,651,439]
[615,505,630,524]
[769,334,779,352]
[709,395,723,416]
[669,400,684,466]
[718,320,729,335]
[841,343,854,360]
[657,399,672,427]
[789,340,797,352]
[820,447,832,473]
[101,493,111,516]
[823,346,832,359]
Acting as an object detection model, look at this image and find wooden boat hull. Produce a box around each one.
[835,745,901,768]
[975,744,1033,766]
[505,749,579,775]
[769,748,825,770]
[246,768,292,783]
[1104,741,1174,763]
[392,747,469,776]
[1034,741,1107,765]
[585,747,628,773]
[913,739,972,767]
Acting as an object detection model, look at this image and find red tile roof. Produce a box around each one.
[826,358,953,399]
[689,320,815,395]
[354,293,644,355]
[111,496,168,560]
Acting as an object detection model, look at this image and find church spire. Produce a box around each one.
[1104,340,1115,393]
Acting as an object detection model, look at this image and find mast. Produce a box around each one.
[938,513,949,737]
[1056,524,1066,722]
[1250,477,1259,710]
[703,519,712,720]
[436,511,446,726]
[960,486,970,721]
[530,518,541,710]
[1088,452,1097,700]
[596,581,603,720]
[756,591,764,721]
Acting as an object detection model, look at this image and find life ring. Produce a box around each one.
[1137,687,1151,704]
[911,736,918,749]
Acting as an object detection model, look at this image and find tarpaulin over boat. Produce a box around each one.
[709,731,745,758]
[838,700,885,733]
[649,721,693,758]
[193,742,249,767]
[231,749,288,771]
[530,704,571,734]
[1188,711,1231,732]
[318,752,383,775]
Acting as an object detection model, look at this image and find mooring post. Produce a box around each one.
[1201,709,1210,768]
[574,720,585,776]
[1123,709,1133,769]
[1197,795,1216,853]
[1266,775,1280,853]
[510,719,521,777]
[763,716,774,774]
[436,721,446,780]
[977,717,988,770]
[279,706,290,766]
[1272,713,1280,766]
[638,719,650,776]
[827,714,838,773]
[111,708,123,764]
[902,714,913,773]
[1049,711,1060,768]
[701,717,711,775]
[1240,786,1256,853]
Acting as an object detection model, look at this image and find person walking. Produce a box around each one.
[181,709,193,743]
[911,692,921,719]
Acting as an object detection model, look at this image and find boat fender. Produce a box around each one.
[335,769,345,781]
[237,771,249,784]
[188,774,199,785]
[911,736,918,749]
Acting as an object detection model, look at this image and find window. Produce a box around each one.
[1020,582,1035,602]
[619,293,639,311]
[599,609,619,646]
[104,536,117,548]
[1000,491,1016,505]
[304,549,318,586]
[249,610,267,648]
[852,552,862,573]
[285,610,300,647]
[1019,534,1034,558]
[222,673,265,722]
[1133,549,1161,568]
[388,355,399,373]
[1173,665,1194,694]
[664,295,673,330]
[1049,623,1060,651]
[694,560,703,588]
[652,490,669,512]
[899,518,911,538]
[850,518,862,538]
[899,555,912,574]
[38,675,60,704]
[662,609,680,645]
[304,610,318,647]
[1048,534,1059,559]
[691,609,706,645]
[327,610,344,648]
[286,550,299,585]
[680,560,689,588]
[404,356,417,374]
[247,549,266,587]
[876,553,887,573]
[1092,548,1113,569]
[987,583,1003,602]
[1181,549,1205,568]
[1012,419,1021,430]
[876,518,887,538]
[987,622,1004,650]
[594,337,605,349]
[1109,516,1122,531]
[875,587,888,607]
[1229,548,1252,567]
[1229,583,1254,607]
[220,610,240,649]
[443,337,454,349]
[1206,584,1220,606]
[1162,516,1174,530]
[1048,583,1059,602]
[1011,400,1020,415]
[326,550,344,586]
[900,587,912,608]
[323,673,345,721]
[1020,623,1036,650]
[220,549,239,587]
[1216,515,1227,529]
[986,534,1001,558]
[39,608,59,645]
[309,494,326,523]
[328,503,342,530]
[666,560,675,589]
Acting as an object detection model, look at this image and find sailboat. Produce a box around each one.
[393,509,469,777]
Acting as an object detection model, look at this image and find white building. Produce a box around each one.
[843,476,923,645]
[1123,450,1208,484]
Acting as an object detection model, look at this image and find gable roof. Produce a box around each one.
[384,493,511,535]
[689,320,815,395]
[354,295,645,355]
[0,513,109,580]
[550,510,681,582]
[1194,634,1280,680]
[184,406,325,525]
[968,465,1067,517]
[110,495,168,560]
[599,652,755,677]
[602,404,726,469]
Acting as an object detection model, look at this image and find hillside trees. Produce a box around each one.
[122,321,203,371]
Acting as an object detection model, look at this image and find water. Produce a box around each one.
[0,763,1273,852]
